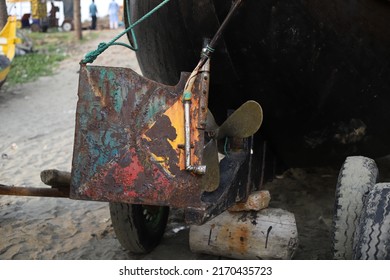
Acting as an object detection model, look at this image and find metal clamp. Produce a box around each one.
[184,97,207,175]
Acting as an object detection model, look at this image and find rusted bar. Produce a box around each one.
[0,184,69,198]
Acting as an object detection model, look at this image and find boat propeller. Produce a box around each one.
[202,100,263,192]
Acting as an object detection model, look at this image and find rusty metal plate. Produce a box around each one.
[70,65,209,208]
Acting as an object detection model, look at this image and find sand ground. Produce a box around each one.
[0,29,337,260]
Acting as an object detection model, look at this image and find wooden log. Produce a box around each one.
[228,190,271,212]
[40,169,71,189]
[189,208,298,260]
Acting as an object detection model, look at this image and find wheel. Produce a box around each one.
[30,23,40,32]
[62,21,73,32]
[331,156,378,259]
[109,203,169,254]
[353,183,390,259]
[125,0,196,85]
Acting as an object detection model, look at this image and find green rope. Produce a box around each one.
[81,0,171,64]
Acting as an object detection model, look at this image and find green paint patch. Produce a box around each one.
[112,88,124,113]
[147,95,166,120]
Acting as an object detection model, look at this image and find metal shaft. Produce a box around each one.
[198,0,244,68]
[0,184,69,198]
[184,100,192,168]
[184,99,207,175]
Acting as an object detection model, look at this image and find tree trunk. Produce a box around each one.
[73,0,82,40]
[0,0,8,30]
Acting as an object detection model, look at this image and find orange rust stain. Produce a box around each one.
[218,225,249,254]
[190,97,201,166]
[149,152,174,177]
[163,99,200,170]
[164,100,185,169]
[139,94,202,172]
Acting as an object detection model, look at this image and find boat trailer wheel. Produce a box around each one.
[331,156,378,259]
[109,203,169,254]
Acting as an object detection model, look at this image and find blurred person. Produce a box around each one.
[49,1,59,27]
[108,0,119,29]
[89,0,98,30]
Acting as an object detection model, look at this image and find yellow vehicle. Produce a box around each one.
[0,16,20,88]
[7,0,49,31]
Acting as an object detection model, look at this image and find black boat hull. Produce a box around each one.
[127,0,390,167]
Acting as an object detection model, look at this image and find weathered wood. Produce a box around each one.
[228,190,271,212]
[40,169,71,189]
[189,208,298,260]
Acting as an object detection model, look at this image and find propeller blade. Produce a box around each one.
[202,139,220,192]
[201,101,262,191]
[217,100,263,139]
[206,109,219,132]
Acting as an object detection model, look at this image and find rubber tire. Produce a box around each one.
[109,203,169,254]
[124,0,196,85]
[30,23,40,32]
[62,21,73,32]
[353,183,390,259]
[332,156,378,259]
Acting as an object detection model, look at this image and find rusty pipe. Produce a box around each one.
[0,169,71,198]
[184,99,207,175]
[0,184,69,198]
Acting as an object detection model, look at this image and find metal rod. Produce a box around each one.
[184,101,192,168]
[198,0,244,68]
[184,99,207,175]
[0,169,71,198]
[210,0,243,47]
[0,184,69,198]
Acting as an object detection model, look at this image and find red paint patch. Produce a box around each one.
[112,149,144,186]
